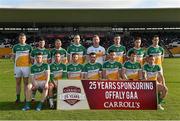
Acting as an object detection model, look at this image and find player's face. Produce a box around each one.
[90,54,96,63]
[55,54,61,63]
[55,41,62,48]
[109,52,116,61]
[114,37,121,45]
[39,40,45,48]
[135,39,141,48]
[93,37,100,45]
[36,55,43,63]
[72,54,79,63]
[19,36,26,44]
[149,56,155,65]
[152,37,159,45]
[74,35,80,44]
[130,53,137,62]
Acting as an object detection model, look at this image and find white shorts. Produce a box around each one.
[14,66,30,78]
[33,81,46,92]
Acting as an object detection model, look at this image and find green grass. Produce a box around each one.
[0,58,180,120]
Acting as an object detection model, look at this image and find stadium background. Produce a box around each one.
[0,8,180,58]
[0,8,180,120]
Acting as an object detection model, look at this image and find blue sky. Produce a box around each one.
[0,0,180,8]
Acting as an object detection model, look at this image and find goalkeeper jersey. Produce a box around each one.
[87,45,106,65]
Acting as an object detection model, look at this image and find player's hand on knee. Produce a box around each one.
[44,83,49,90]
[54,83,57,88]
[164,85,168,92]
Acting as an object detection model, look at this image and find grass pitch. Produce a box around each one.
[0,58,180,120]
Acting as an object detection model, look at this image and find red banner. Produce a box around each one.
[82,80,157,110]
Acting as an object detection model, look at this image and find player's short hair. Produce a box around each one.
[114,34,121,38]
[36,52,43,57]
[108,50,116,54]
[55,51,61,55]
[128,50,137,57]
[135,36,141,41]
[55,39,61,43]
[93,34,99,39]
[19,33,26,37]
[38,37,46,42]
[72,53,79,57]
[152,35,159,39]
[74,34,80,38]
[89,52,96,56]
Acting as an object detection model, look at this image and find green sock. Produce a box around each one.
[158,93,163,104]
[26,101,30,107]
[16,94,20,100]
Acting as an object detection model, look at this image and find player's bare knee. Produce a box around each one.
[27,84,32,90]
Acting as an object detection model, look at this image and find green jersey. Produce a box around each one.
[107,44,126,63]
[30,63,50,81]
[67,63,83,80]
[31,48,51,63]
[67,44,86,64]
[127,47,146,65]
[83,62,102,80]
[50,48,68,64]
[50,62,67,81]
[103,60,122,80]
[12,43,32,67]
[146,46,164,66]
[143,64,161,81]
[123,61,141,80]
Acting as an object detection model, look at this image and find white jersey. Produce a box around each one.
[87,45,106,65]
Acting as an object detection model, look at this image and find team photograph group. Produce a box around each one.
[12,33,168,111]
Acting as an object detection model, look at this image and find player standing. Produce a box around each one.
[30,37,51,64]
[87,35,106,65]
[12,33,32,104]
[107,35,126,64]
[127,36,146,66]
[146,35,164,67]
[67,35,86,64]
[50,39,68,64]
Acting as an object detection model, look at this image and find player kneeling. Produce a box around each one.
[143,55,168,110]
[49,52,67,109]
[22,52,50,111]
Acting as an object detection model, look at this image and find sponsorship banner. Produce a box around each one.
[57,80,157,110]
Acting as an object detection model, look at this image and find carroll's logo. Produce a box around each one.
[63,86,81,105]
